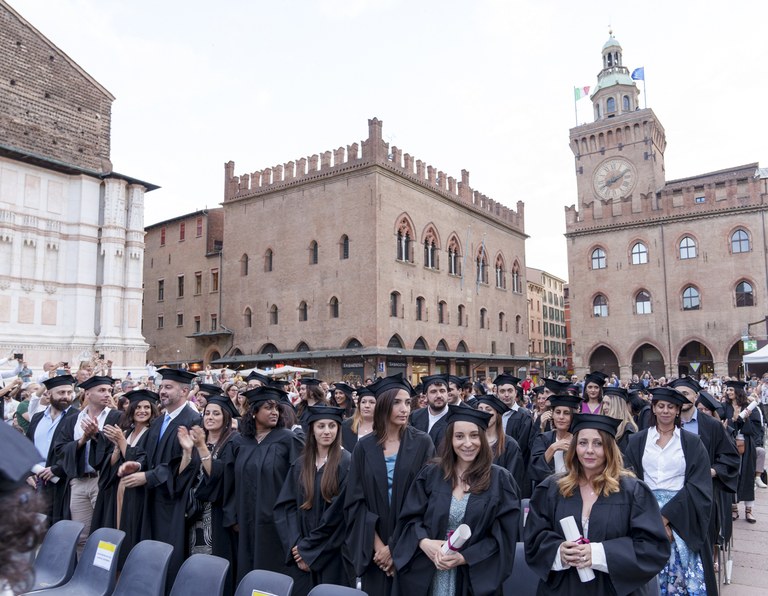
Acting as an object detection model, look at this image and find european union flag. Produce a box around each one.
[631,67,645,81]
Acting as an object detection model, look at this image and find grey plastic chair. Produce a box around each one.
[307,585,368,596]
[502,542,538,596]
[169,554,230,596]
[30,520,84,591]
[112,540,173,596]
[235,569,294,596]
[22,527,125,596]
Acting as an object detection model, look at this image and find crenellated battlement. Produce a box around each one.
[224,118,524,233]
[565,163,767,234]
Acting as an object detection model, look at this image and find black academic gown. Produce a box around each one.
[528,431,563,486]
[53,409,123,482]
[616,426,635,457]
[524,475,671,596]
[343,426,435,596]
[131,405,202,586]
[725,404,761,503]
[492,434,524,495]
[117,428,152,568]
[227,428,304,584]
[504,408,533,463]
[393,463,520,596]
[409,407,449,449]
[274,450,353,596]
[341,418,359,452]
[624,428,716,596]
[26,406,77,523]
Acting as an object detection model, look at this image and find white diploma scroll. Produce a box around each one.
[32,463,59,484]
[740,400,759,419]
[553,450,567,474]
[441,523,472,554]
[559,516,595,582]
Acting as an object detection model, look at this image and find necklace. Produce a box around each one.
[316,455,328,469]
[255,430,270,443]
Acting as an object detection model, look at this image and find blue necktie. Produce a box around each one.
[158,413,171,443]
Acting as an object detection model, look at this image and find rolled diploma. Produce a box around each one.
[31,463,59,484]
[559,516,595,582]
[553,450,566,474]
[441,523,472,554]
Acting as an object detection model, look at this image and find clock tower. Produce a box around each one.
[570,34,666,212]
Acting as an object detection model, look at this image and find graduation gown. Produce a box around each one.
[492,434,524,495]
[341,418,360,452]
[131,405,202,585]
[409,407,449,448]
[725,404,761,502]
[624,428,716,596]
[26,407,77,523]
[274,450,352,596]
[53,409,122,480]
[528,431,565,486]
[615,426,635,456]
[504,408,533,463]
[117,429,151,568]
[227,428,304,583]
[524,475,670,596]
[343,426,435,596]
[393,464,520,596]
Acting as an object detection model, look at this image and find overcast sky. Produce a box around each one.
[12,0,768,280]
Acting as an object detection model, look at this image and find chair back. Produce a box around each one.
[502,542,538,596]
[30,520,84,591]
[169,554,229,596]
[307,585,368,595]
[234,569,294,596]
[112,540,173,596]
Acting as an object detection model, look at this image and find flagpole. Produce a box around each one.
[574,92,578,126]
[643,75,647,109]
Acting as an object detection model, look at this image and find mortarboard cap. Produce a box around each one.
[306,405,345,425]
[584,371,609,387]
[570,413,621,437]
[724,380,747,390]
[269,379,290,390]
[696,390,724,416]
[78,375,115,390]
[532,385,547,395]
[302,378,323,387]
[243,386,288,406]
[125,389,159,405]
[493,374,521,388]
[246,371,271,385]
[197,383,223,397]
[421,374,449,390]
[333,382,355,396]
[159,368,198,384]
[549,394,581,409]
[356,386,375,399]
[669,377,701,395]
[42,374,76,390]
[649,386,687,406]
[369,373,414,398]
[628,382,645,392]
[446,404,493,430]
[475,394,509,416]
[0,423,42,493]
[206,395,241,419]
[603,386,630,402]
[543,378,571,394]
[447,375,465,388]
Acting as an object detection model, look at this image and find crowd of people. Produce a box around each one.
[1,355,765,596]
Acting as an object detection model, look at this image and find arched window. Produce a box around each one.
[396,217,414,262]
[635,290,652,314]
[414,337,429,350]
[593,294,608,317]
[264,249,273,272]
[679,236,697,259]
[448,236,462,276]
[606,97,616,114]
[515,314,522,334]
[340,235,350,260]
[388,335,404,349]
[456,340,468,353]
[269,304,279,325]
[631,242,648,265]
[309,240,319,265]
[438,300,447,324]
[480,308,487,329]
[591,248,606,270]
[260,343,279,354]
[423,227,439,270]
[243,307,252,327]
[498,312,505,332]
[240,253,249,276]
[437,339,449,351]
[731,229,750,253]
[512,262,522,293]
[457,304,465,326]
[495,255,506,289]
[682,286,700,310]
[298,301,308,322]
[329,296,339,318]
[296,342,310,352]
[346,338,363,349]
[476,247,488,284]
[390,292,400,317]
[416,296,426,321]
[736,281,754,307]
[622,95,630,111]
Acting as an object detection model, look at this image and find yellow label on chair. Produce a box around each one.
[251,591,279,596]
[93,541,117,570]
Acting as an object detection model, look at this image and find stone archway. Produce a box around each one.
[727,341,745,378]
[588,345,619,376]
[677,341,714,378]
[632,343,665,379]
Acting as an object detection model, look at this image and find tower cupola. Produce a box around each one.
[591,31,639,121]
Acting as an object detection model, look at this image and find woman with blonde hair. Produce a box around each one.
[525,414,670,594]
[341,385,375,452]
[600,387,638,454]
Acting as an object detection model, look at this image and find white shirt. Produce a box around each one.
[641,427,686,491]
[33,405,67,463]
[427,407,449,432]
[73,406,113,474]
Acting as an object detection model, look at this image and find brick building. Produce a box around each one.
[526,274,545,378]
[145,118,531,384]
[565,34,768,379]
[0,0,155,371]
[527,267,567,378]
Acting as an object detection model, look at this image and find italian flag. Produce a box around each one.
[573,86,591,101]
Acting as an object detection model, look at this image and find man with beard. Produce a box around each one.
[26,375,78,523]
[54,375,122,554]
[118,368,202,586]
[409,374,450,447]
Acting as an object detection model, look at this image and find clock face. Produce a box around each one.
[593,158,636,200]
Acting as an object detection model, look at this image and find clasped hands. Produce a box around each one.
[560,541,592,569]
[419,538,466,572]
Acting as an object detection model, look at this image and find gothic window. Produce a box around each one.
[731,229,750,254]
[396,217,414,262]
[682,286,700,310]
[476,247,488,284]
[512,262,522,293]
[736,281,754,307]
[593,294,608,317]
[631,242,648,265]
[495,254,506,289]
[448,236,462,276]
[635,290,652,314]
[679,236,697,260]
[591,248,607,270]
[423,227,439,270]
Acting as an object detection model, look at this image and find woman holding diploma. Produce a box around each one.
[528,393,580,485]
[393,406,520,596]
[525,414,670,595]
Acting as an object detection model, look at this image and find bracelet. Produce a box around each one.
[200,455,211,462]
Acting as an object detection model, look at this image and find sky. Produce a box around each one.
[11,0,768,280]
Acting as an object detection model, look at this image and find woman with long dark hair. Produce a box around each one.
[228,386,304,583]
[343,374,434,596]
[724,379,762,523]
[529,394,580,485]
[275,406,352,595]
[581,372,607,415]
[296,380,328,432]
[331,382,356,420]
[474,394,524,492]
[393,406,520,595]
[341,385,375,452]
[525,414,670,594]
[623,387,715,595]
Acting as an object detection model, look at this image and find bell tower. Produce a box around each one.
[569,33,667,212]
